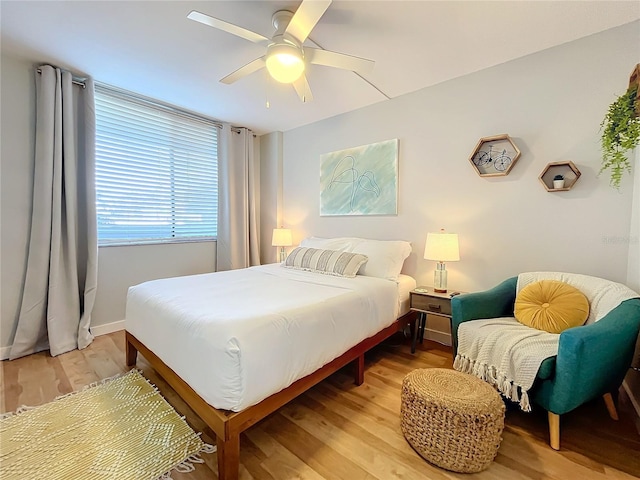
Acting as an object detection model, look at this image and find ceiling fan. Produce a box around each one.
[187,0,374,102]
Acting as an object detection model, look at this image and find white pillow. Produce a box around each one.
[299,237,411,281]
[300,237,358,251]
[350,239,411,281]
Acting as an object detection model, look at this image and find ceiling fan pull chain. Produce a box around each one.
[265,70,271,109]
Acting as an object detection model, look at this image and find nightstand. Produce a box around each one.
[409,287,462,353]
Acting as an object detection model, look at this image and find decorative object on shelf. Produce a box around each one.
[424,229,460,293]
[272,227,292,262]
[320,139,398,216]
[539,161,581,192]
[599,63,640,190]
[553,174,565,189]
[469,134,521,177]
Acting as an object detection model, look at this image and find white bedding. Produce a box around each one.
[126,264,408,412]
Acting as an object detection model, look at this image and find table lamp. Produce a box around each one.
[424,229,460,293]
[272,228,292,263]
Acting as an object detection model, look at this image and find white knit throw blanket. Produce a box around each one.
[454,272,639,412]
[454,317,558,412]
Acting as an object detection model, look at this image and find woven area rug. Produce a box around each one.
[0,369,214,480]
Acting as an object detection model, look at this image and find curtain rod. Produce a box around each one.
[36,69,256,136]
[36,67,86,88]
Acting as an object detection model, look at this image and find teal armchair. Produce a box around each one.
[451,276,640,450]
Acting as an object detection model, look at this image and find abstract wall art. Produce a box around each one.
[320,138,398,216]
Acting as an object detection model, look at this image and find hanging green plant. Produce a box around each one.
[599,83,640,190]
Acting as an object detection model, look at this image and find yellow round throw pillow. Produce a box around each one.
[514,280,590,334]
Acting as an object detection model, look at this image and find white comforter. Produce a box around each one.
[125,264,400,412]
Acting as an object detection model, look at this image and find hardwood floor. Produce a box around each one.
[2,330,639,479]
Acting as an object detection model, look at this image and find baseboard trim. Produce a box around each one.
[622,379,640,418]
[90,320,125,337]
[423,328,452,347]
[0,320,125,361]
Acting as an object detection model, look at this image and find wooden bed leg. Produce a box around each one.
[217,433,240,480]
[603,392,619,420]
[354,354,365,386]
[125,333,138,367]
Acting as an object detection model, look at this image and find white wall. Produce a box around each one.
[92,242,216,331]
[627,148,640,293]
[0,51,216,352]
[1,53,35,348]
[625,141,640,414]
[281,22,639,295]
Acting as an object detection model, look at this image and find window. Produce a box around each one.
[95,84,218,245]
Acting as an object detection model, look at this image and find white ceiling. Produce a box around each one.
[2,1,639,135]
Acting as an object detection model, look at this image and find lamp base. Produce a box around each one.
[433,262,448,293]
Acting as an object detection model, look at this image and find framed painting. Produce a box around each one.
[320,139,398,216]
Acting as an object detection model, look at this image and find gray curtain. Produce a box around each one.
[10,65,98,360]
[216,125,260,270]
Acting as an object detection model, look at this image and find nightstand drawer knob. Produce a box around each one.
[428,303,441,312]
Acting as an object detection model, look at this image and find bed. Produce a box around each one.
[125,237,416,480]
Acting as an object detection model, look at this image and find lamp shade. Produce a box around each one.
[272,228,293,247]
[424,231,460,262]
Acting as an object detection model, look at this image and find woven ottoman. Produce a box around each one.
[401,368,505,473]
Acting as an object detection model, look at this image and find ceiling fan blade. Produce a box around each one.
[187,10,269,44]
[292,74,313,103]
[305,47,374,74]
[285,0,332,43]
[220,57,266,84]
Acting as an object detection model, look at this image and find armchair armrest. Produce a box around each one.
[538,298,640,414]
[451,276,517,353]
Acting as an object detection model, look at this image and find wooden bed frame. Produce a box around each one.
[125,311,416,480]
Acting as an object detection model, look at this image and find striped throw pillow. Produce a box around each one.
[284,247,368,278]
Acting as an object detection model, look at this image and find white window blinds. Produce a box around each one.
[95,85,218,245]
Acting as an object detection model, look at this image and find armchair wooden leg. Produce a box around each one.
[548,412,560,450]
[603,392,619,420]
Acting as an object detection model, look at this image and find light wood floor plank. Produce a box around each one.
[238,434,274,480]
[279,401,446,480]
[263,412,374,480]
[497,428,636,480]
[57,347,101,391]
[301,390,408,453]
[1,331,638,479]
[245,428,326,480]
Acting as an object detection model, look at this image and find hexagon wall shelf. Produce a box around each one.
[539,161,581,192]
[468,134,521,177]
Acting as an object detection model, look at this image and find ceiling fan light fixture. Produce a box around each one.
[266,42,305,83]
